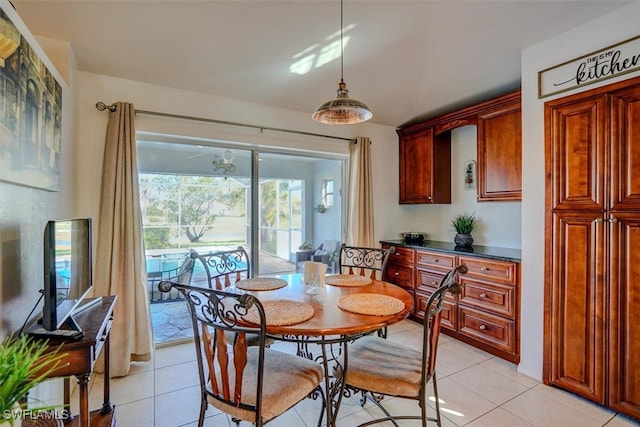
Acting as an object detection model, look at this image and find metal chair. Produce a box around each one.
[191,247,273,347]
[344,263,468,427]
[147,249,198,303]
[337,244,395,280]
[338,244,396,337]
[158,281,324,427]
[191,246,250,289]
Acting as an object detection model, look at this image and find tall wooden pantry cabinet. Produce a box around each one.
[544,75,640,420]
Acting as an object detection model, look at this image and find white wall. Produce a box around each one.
[519,1,640,380]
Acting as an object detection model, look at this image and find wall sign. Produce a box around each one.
[538,35,640,99]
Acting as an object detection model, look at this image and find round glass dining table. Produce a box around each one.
[228,273,414,427]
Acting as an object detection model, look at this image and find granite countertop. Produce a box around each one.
[380,239,522,263]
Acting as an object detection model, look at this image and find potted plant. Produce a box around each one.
[313,203,327,214]
[0,335,65,426]
[451,212,477,247]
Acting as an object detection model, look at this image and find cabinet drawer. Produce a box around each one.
[415,290,456,331]
[460,278,516,319]
[458,306,515,354]
[416,268,457,301]
[383,264,414,289]
[459,256,517,284]
[416,250,456,271]
[385,245,415,264]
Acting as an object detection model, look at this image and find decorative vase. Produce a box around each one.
[454,233,473,247]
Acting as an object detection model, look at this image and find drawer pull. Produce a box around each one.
[394,272,400,276]
[479,324,487,330]
[480,267,489,271]
[395,252,401,256]
[431,281,438,285]
[479,293,487,298]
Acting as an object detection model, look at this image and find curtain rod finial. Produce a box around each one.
[95,102,116,112]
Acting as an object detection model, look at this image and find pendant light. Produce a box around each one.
[312,0,373,125]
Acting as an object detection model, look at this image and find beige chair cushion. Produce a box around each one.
[207,347,323,423]
[345,335,423,398]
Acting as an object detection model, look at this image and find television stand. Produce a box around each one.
[24,296,117,427]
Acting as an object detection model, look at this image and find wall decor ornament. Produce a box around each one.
[538,34,640,99]
[464,160,476,190]
[0,0,65,191]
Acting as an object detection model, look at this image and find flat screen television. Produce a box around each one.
[42,218,94,332]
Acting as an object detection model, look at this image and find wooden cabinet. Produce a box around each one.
[415,250,458,330]
[382,244,415,306]
[397,89,521,204]
[457,255,519,360]
[544,75,640,420]
[477,91,522,201]
[398,127,451,204]
[386,245,520,363]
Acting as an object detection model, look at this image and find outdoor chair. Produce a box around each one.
[157,281,324,427]
[344,263,468,427]
[147,249,198,303]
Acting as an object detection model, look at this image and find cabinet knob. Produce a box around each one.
[595,218,604,223]
[479,324,487,330]
[427,196,432,200]
[480,267,489,271]
[479,293,487,298]
[609,217,618,223]
[434,259,439,263]
[431,281,438,285]
[394,272,400,276]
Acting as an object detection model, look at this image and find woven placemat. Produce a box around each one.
[235,277,288,291]
[337,293,405,316]
[244,300,314,326]
[325,274,372,287]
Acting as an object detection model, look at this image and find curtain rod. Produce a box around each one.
[95,102,354,142]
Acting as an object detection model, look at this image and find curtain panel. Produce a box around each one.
[346,136,375,247]
[94,102,153,377]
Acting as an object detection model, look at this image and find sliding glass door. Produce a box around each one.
[137,138,344,344]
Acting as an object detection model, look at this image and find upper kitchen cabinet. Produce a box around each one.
[477,91,522,201]
[397,126,451,204]
[397,89,522,204]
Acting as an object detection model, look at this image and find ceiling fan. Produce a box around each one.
[186,148,236,174]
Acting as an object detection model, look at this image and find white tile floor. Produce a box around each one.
[75,320,640,426]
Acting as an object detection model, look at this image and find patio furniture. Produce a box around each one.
[147,250,198,303]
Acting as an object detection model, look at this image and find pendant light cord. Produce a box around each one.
[340,0,344,84]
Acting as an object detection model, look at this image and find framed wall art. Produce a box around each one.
[0,0,64,191]
[464,160,476,190]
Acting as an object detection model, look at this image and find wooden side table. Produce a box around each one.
[25,296,117,427]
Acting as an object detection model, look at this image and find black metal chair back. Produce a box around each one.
[337,244,395,280]
[191,246,250,289]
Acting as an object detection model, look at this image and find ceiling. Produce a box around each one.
[11,0,630,128]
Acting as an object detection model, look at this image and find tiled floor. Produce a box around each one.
[75,319,640,427]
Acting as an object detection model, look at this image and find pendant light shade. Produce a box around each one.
[312,0,372,125]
